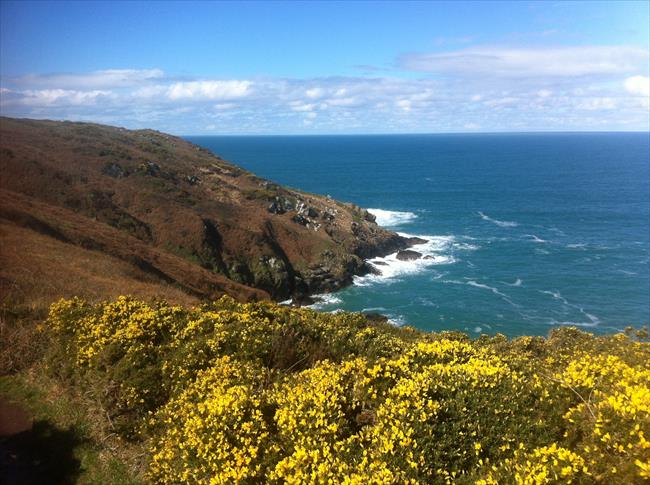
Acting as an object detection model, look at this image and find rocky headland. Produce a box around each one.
[0,117,416,306]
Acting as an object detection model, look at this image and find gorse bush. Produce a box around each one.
[47,296,649,484]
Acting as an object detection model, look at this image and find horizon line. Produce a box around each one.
[181,130,650,137]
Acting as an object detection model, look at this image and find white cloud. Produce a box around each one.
[213,103,236,110]
[305,87,324,99]
[327,97,359,107]
[576,97,617,111]
[624,75,650,97]
[19,89,112,106]
[289,101,316,112]
[401,45,649,77]
[2,66,648,133]
[15,69,164,89]
[166,80,252,100]
[396,99,412,112]
[484,96,519,107]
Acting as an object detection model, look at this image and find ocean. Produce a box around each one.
[186,133,650,337]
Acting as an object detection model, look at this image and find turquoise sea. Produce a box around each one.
[186,133,650,337]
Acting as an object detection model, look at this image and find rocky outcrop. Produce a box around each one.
[396,249,423,261]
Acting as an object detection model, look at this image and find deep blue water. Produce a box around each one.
[186,133,650,337]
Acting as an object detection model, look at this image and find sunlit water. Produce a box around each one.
[187,133,650,337]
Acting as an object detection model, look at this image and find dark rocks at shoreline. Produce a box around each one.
[404,236,427,246]
[396,249,423,261]
[362,312,389,324]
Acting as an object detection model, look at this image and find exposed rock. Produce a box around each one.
[363,313,389,324]
[322,208,337,222]
[363,210,377,223]
[396,249,422,261]
[423,255,434,260]
[296,202,318,218]
[364,263,382,276]
[292,214,308,225]
[268,200,285,215]
[186,175,200,185]
[405,236,428,246]
[268,196,295,215]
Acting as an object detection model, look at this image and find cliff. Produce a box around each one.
[0,117,410,306]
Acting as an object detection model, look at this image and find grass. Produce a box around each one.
[1,370,145,484]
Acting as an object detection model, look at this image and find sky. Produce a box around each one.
[1,1,649,135]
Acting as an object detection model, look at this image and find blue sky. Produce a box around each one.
[1,1,649,134]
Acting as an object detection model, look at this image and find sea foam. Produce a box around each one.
[354,234,457,286]
[367,208,417,227]
[478,211,518,228]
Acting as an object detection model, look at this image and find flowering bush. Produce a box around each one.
[47,296,649,483]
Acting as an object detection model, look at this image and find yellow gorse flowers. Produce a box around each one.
[48,296,649,483]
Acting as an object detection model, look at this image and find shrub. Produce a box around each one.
[46,296,650,483]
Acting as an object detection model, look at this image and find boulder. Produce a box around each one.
[405,236,428,246]
[396,249,422,261]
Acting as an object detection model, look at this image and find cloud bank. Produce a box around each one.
[1,45,648,134]
[400,45,649,77]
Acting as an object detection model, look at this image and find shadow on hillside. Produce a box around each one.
[0,420,84,485]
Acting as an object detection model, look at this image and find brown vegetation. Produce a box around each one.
[0,117,407,316]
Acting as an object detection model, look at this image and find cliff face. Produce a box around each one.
[0,117,408,304]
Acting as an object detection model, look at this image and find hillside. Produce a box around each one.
[0,117,411,309]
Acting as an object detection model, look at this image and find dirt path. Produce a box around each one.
[1,395,82,484]
[0,397,33,436]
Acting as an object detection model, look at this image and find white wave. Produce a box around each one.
[547,319,599,328]
[361,307,387,312]
[567,243,587,249]
[539,290,600,326]
[473,326,483,333]
[477,211,518,228]
[455,243,479,250]
[525,234,547,243]
[466,280,510,299]
[387,315,407,326]
[307,293,342,310]
[540,289,569,305]
[367,208,417,227]
[616,269,637,276]
[443,279,519,308]
[279,298,293,305]
[504,278,523,287]
[354,234,457,286]
[415,297,438,307]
